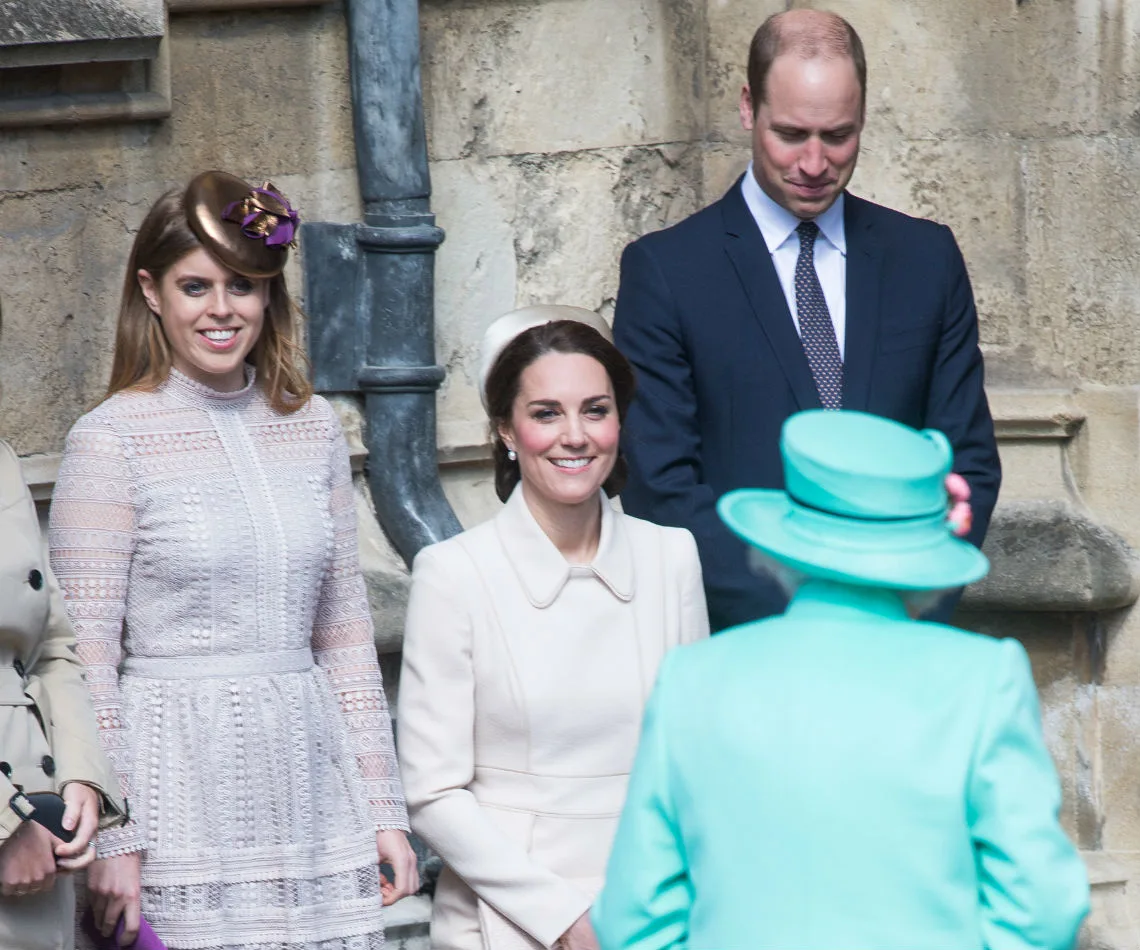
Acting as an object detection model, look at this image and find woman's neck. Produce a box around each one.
[520,482,603,564]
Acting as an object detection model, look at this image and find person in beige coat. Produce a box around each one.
[0,439,127,950]
[398,307,710,950]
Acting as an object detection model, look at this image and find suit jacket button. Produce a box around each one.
[41,756,55,777]
[0,762,10,778]
[27,569,43,591]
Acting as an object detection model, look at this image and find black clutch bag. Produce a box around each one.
[24,791,76,843]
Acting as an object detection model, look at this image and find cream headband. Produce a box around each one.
[478,305,614,411]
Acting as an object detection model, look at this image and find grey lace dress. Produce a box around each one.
[49,369,408,950]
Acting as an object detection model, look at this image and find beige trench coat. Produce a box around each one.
[398,487,709,950]
[0,441,126,950]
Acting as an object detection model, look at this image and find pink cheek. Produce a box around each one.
[512,424,557,458]
[596,418,621,448]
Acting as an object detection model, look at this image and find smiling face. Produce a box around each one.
[138,247,269,392]
[498,351,620,515]
[741,52,863,219]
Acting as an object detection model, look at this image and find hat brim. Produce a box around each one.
[718,489,989,591]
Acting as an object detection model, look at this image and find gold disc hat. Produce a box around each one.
[184,170,299,279]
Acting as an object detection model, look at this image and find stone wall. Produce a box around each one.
[2,0,1140,942]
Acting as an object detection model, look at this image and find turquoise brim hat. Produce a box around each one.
[718,411,989,591]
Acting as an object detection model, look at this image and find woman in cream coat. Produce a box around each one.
[398,307,709,950]
[0,439,126,950]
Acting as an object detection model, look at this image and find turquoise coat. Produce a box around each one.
[593,582,1089,950]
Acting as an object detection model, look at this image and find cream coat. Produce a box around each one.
[0,441,126,950]
[398,487,709,950]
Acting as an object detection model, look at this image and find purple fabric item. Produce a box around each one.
[81,908,168,950]
[222,184,299,247]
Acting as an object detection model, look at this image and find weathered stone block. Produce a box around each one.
[1079,852,1140,950]
[0,0,164,67]
[703,0,783,144]
[699,142,748,206]
[963,500,1140,613]
[166,6,355,180]
[429,144,703,442]
[1094,684,1140,852]
[1022,139,1140,387]
[420,0,703,160]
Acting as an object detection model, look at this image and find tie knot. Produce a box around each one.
[796,220,819,245]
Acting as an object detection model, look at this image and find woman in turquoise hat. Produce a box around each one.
[592,410,1089,950]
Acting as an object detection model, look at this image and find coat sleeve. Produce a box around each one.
[311,410,407,831]
[593,651,691,950]
[48,417,143,857]
[968,639,1089,950]
[614,238,786,631]
[926,226,1001,550]
[397,544,590,949]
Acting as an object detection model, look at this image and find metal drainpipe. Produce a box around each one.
[304,0,462,566]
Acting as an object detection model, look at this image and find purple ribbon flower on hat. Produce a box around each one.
[222,181,299,248]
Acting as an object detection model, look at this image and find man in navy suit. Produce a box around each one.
[614,9,1001,631]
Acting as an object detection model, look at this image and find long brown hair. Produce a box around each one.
[104,187,312,413]
[484,320,635,503]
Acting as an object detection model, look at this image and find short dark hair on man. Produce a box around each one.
[747,10,867,116]
[484,319,635,503]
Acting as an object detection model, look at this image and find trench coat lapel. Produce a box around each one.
[495,486,634,609]
[720,179,822,411]
[841,194,883,412]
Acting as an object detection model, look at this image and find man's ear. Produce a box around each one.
[739,84,756,132]
[137,269,161,316]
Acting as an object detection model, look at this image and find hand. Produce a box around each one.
[53,783,101,871]
[557,911,601,950]
[86,852,142,944]
[945,473,972,538]
[375,829,419,906]
[0,819,57,897]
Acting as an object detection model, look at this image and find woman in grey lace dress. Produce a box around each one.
[48,171,418,950]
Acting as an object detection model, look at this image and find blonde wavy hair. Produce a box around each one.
[104,187,312,413]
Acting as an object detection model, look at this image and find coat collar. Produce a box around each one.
[494,484,635,608]
[721,177,821,411]
[840,194,883,412]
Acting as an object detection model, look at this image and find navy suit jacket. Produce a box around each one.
[614,180,1001,631]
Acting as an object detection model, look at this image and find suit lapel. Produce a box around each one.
[720,180,822,411]
[841,194,883,412]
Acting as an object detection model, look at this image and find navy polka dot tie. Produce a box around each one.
[794,220,843,409]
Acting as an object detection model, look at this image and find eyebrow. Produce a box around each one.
[772,122,857,136]
[174,273,246,282]
[526,394,613,407]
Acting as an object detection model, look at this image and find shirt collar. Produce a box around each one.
[494,484,635,608]
[741,162,847,257]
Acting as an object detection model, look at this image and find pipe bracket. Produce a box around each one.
[357,223,444,252]
[358,364,446,393]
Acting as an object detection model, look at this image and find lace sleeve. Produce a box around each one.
[311,420,409,832]
[48,416,144,857]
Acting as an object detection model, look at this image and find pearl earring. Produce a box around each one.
[507,449,517,461]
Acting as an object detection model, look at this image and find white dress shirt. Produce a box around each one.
[740,162,847,359]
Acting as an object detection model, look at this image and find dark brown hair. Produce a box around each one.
[485,320,635,503]
[747,10,867,117]
[104,187,312,413]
